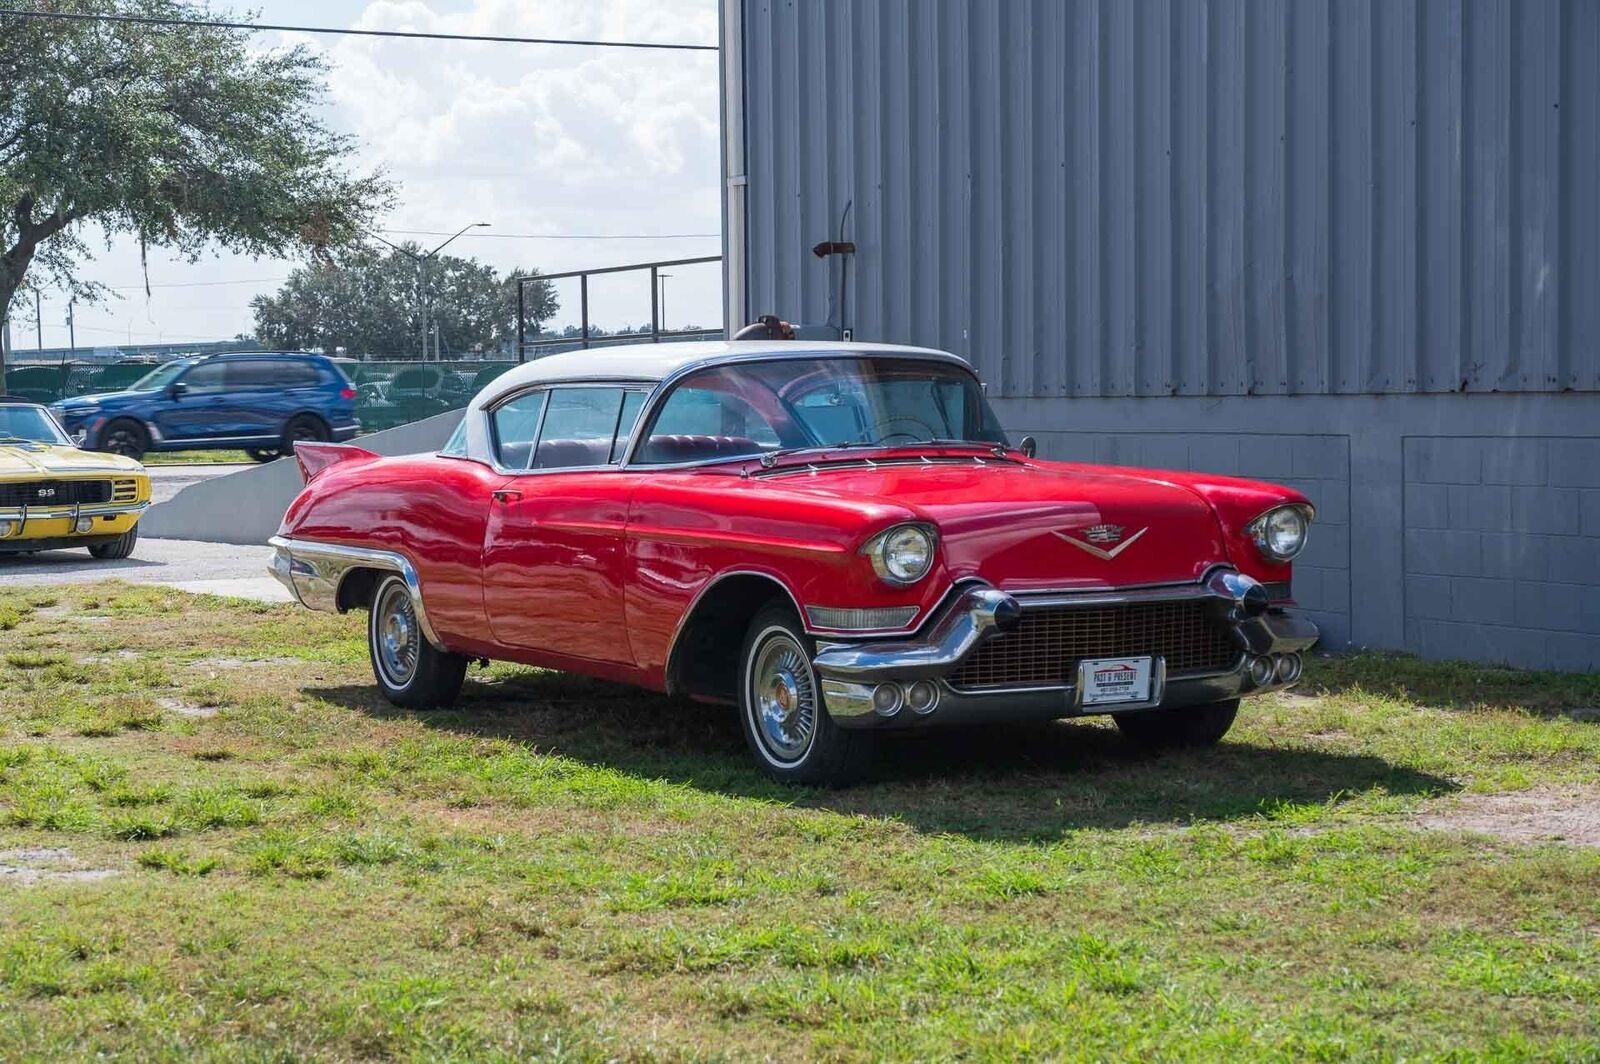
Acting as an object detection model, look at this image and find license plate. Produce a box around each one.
[1079,655,1154,705]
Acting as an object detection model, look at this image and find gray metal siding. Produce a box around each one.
[741,0,1600,398]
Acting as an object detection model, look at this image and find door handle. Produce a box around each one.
[492,489,522,503]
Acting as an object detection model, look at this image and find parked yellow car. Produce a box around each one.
[0,395,149,559]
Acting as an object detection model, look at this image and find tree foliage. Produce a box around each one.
[0,0,394,373]
[251,248,558,357]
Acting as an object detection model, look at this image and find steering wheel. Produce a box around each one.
[866,414,939,444]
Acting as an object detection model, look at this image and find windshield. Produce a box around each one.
[130,360,194,391]
[635,356,1008,465]
[0,405,72,446]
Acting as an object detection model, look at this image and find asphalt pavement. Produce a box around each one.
[0,464,289,603]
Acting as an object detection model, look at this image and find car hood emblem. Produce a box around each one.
[1052,523,1148,560]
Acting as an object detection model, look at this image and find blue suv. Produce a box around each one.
[51,353,360,462]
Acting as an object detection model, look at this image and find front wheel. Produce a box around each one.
[739,603,872,786]
[1113,699,1239,751]
[88,523,139,560]
[368,574,467,709]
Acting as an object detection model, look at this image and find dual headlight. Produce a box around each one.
[862,523,937,585]
[1248,504,1313,562]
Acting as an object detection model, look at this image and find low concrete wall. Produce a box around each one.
[141,410,463,546]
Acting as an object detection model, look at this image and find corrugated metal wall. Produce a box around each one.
[740,0,1600,398]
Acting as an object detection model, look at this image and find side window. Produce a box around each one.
[279,361,322,387]
[439,417,469,458]
[533,388,625,469]
[224,361,280,390]
[491,391,547,470]
[637,383,781,464]
[181,362,228,392]
[609,390,648,463]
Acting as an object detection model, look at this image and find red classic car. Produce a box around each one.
[269,341,1318,784]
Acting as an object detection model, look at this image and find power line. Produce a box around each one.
[380,228,721,241]
[104,277,288,290]
[0,9,718,51]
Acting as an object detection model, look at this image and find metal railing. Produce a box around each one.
[514,255,722,361]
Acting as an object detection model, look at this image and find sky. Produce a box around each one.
[15,0,723,355]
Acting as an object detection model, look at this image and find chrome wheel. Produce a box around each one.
[747,628,818,765]
[373,580,420,688]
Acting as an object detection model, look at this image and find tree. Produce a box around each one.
[0,0,394,377]
[251,248,557,357]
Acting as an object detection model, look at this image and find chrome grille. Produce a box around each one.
[948,598,1239,691]
[0,479,113,507]
[111,478,139,502]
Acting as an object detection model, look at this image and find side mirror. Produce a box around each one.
[166,382,188,400]
[1019,435,1038,459]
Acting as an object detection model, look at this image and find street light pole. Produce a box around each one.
[362,222,490,361]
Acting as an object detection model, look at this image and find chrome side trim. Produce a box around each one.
[267,535,443,650]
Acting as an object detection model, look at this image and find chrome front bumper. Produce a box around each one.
[813,570,1319,729]
[0,500,149,536]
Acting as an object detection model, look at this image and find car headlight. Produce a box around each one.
[863,523,936,584]
[1248,505,1312,562]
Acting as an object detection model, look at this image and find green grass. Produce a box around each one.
[137,449,255,465]
[1,581,1597,1060]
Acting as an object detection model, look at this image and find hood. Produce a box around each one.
[0,442,144,477]
[760,457,1230,590]
[55,389,157,409]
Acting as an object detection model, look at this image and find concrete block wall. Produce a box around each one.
[1402,437,1600,670]
[994,392,1600,671]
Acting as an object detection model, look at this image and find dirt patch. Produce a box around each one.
[157,696,218,719]
[1417,787,1600,849]
[0,847,119,886]
[189,656,300,671]
[32,605,73,619]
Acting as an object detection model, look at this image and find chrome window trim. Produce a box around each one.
[483,380,656,477]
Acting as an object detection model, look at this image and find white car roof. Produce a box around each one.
[470,340,970,411]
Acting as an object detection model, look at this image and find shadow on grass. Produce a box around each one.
[1301,651,1600,716]
[309,667,1457,841]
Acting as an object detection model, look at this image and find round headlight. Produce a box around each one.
[1252,506,1310,562]
[866,524,935,584]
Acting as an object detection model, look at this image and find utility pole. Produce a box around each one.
[658,273,673,333]
[66,301,75,357]
[34,288,42,352]
[362,222,489,360]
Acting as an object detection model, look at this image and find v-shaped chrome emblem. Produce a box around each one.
[1051,526,1149,561]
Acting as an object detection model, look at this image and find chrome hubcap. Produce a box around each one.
[374,583,419,687]
[750,634,817,763]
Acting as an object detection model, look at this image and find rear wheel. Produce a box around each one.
[281,415,328,455]
[367,575,467,709]
[100,419,147,461]
[87,523,139,560]
[738,602,872,786]
[1113,699,1239,751]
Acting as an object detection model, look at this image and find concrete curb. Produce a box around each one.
[140,409,464,546]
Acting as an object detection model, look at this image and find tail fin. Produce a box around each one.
[293,441,379,484]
